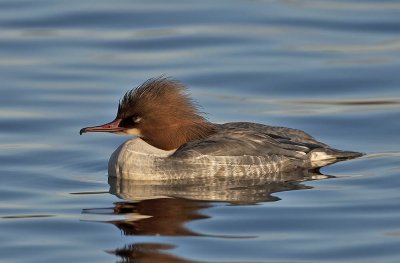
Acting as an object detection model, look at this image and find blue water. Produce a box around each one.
[1,0,400,262]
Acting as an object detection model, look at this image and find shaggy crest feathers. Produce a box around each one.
[116,77,216,150]
[118,77,195,118]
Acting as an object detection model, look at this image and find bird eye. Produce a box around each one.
[132,116,141,123]
[120,116,141,128]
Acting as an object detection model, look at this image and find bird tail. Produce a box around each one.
[309,148,364,168]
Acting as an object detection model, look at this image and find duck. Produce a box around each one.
[80,77,362,180]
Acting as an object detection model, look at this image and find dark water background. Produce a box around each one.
[1,0,400,262]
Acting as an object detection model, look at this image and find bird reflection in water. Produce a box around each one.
[82,170,332,262]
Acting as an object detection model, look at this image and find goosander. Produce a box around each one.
[80,77,362,180]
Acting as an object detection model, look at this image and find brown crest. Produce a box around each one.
[117,77,216,150]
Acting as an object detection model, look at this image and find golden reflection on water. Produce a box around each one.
[0,110,46,119]
[209,93,400,116]
[294,39,400,53]
[282,0,400,11]
[0,143,52,151]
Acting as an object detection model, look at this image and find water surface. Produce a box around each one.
[1,0,400,262]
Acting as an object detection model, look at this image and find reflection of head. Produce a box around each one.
[109,243,190,263]
[110,198,209,236]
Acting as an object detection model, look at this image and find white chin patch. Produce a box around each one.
[310,151,336,167]
[121,128,143,137]
[310,151,334,162]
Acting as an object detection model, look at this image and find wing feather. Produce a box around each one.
[172,122,324,160]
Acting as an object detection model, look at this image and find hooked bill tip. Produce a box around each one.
[79,128,87,135]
